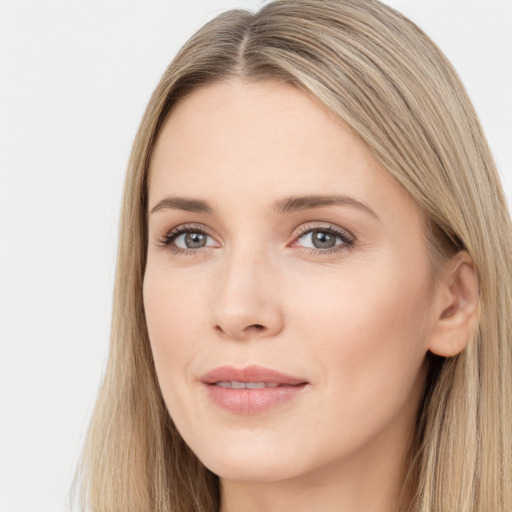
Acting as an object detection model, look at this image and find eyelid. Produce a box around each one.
[290,222,355,252]
[159,223,220,252]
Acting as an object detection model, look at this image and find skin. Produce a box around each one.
[143,79,478,512]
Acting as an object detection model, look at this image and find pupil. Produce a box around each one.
[313,230,335,249]
[185,232,206,248]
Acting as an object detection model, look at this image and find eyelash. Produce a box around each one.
[159,222,355,256]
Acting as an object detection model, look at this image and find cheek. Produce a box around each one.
[289,257,432,402]
[143,268,209,395]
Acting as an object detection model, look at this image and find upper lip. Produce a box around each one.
[200,365,307,385]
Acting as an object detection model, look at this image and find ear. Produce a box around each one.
[428,251,479,357]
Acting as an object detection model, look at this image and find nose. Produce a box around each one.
[211,246,284,341]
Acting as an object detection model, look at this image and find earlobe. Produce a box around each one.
[428,251,479,358]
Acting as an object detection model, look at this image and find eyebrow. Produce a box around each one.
[149,194,379,219]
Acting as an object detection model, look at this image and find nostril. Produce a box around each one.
[213,323,267,338]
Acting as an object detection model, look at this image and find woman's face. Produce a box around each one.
[144,79,441,484]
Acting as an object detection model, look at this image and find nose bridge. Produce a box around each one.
[212,238,283,340]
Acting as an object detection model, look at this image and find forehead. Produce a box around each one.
[149,79,423,225]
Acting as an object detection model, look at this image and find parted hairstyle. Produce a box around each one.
[72,1,512,510]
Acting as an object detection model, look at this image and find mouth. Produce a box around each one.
[200,365,309,415]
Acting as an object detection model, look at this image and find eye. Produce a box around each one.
[293,223,355,253]
[160,224,218,254]
[159,222,354,256]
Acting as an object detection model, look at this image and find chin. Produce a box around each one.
[206,458,298,484]
[192,437,308,484]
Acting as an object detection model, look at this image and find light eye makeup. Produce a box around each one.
[157,222,356,256]
[158,223,218,256]
[292,222,355,254]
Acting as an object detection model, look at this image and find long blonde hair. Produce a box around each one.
[73,1,512,510]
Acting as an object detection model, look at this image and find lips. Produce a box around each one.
[201,365,308,415]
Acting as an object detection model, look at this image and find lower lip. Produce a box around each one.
[204,383,308,415]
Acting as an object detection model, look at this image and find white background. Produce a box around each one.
[0,1,510,511]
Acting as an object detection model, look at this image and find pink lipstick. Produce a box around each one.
[201,365,308,415]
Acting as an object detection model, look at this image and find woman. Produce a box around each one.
[73,1,512,511]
